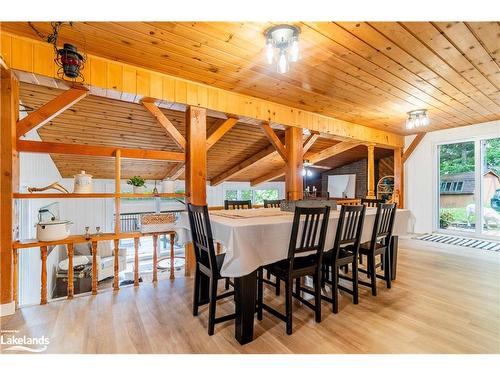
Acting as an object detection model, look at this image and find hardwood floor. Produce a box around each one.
[1,239,499,354]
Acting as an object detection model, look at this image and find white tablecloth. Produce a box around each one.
[177,207,412,278]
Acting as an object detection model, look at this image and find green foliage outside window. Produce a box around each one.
[224,189,279,204]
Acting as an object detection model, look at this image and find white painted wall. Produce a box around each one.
[405,120,500,234]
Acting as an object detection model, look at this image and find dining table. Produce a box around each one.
[176,206,412,344]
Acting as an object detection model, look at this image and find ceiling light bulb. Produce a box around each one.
[302,128,311,136]
[290,39,299,62]
[278,52,289,74]
[266,41,274,64]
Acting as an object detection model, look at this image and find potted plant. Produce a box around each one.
[127,176,146,194]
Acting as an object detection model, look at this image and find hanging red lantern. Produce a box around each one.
[55,43,85,80]
[29,22,87,82]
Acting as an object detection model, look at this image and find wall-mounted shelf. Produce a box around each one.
[13,193,185,199]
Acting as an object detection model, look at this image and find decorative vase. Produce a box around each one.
[133,185,146,194]
[73,170,93,193]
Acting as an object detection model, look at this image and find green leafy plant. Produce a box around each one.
[439,210,455,229]
[127,176,145,187]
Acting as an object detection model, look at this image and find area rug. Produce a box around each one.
[416,233,500,251]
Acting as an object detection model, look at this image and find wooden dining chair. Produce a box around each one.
[187,203,236,336]
[357,203,397,296]
[322,205,366,313]
[361,198,384,207]
[257,206,331,335]
[263,199,282,208]
[224,199,252,210]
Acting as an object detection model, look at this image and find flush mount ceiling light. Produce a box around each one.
[406,109,429,130]
[265,24,300,74]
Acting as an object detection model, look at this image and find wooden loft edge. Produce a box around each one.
[17,140,185,162]
[1,32,404,148]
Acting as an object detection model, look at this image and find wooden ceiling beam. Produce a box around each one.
[164,162,185,180]
[402,133,426,164]
[206,116,239,150]
[17,140,185,162]
[211,143,279,186]
[302,131,320,154]
[306,141,361,165]
[141,99,186,150]
[251,168,286,187]
[251,140,361,186]
[260,122,288,162]
[16,86,88,138]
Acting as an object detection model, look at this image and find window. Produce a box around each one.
[224,188,279,204]
[438,137,500,238]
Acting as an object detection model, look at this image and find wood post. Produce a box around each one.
[134,237,140,286]
[91,241,98,295]
[40,246,48,305]
[284,127,303,201]
[1,66,19,312]
[114,150,121,234]
[185,106,207,276]
[13,249,18,308]
[67,243,74,299]
[152,234,158,283]
[366,144,376,199]
[169,233,175,280]
[113,239,120,291]
[394,147,404,208]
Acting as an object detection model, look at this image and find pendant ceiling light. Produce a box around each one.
[406,109,429,130]
[265,24,300,74]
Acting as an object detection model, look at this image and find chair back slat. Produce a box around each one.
[224,199,252,210]
[187,204,219,277]
[370,203,397,247]
[263,199,282,208]
[333,205,366,251]
[361,198,384,207]
[287,206,330,267]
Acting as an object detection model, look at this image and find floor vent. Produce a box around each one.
[416,233,500,251]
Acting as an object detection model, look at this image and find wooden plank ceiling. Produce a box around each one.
[4,22,500,135]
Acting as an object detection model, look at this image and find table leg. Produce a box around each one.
[152,234,158,283]
[169,233,175,280]
[390,235,398,281]
[234,270,257,345]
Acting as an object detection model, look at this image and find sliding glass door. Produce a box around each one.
[438,137,500,238]
[481,138,500,237]
[438,141,476,233]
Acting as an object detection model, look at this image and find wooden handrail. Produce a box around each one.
[13,230,178,306]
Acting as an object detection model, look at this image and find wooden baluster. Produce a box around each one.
[134,237,140,286]
[40,246,48,305]
[13,248,19,308]
[91,241,98,295]
[170,232,175,280]
[67,243,74,299]
[113,239,120,291]
[152,234,158,283]
[216,242,222,255]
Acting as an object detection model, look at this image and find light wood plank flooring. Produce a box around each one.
[1,239,499,354]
